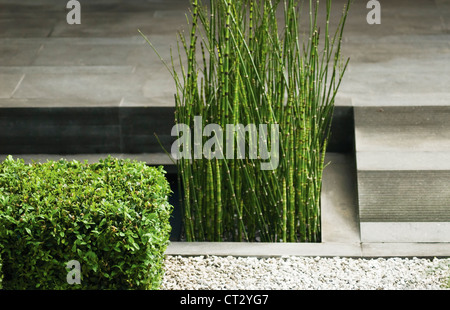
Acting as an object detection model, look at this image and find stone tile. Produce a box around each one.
[339,56,450,104]
[79,0,188,13]
[354,106,450,153]
[0,73,24,98]
[0,66,135,74]
[50,11,187,38]
[30,37,171,68]
[12,72,142,103]
[121,96,174,107]
[295,0,443,39]
[33,43,138,67]
[354,0,443,36]
[360,222,450,243]
[165,242,363,257]
[141,71,177,101]
[153,9,188,19]
[341,34,450,64]
[0,15,58,38]
[361,242,450,257]
[357,151,450,171]
[0,98,120,108]
[349,93,450,107]
[0,39,43,66]
[0,0,63,9]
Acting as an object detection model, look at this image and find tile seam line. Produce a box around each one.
[10,74,26,98]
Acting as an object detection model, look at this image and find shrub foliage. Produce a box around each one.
[0,156,173,290]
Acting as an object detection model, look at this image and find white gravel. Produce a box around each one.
[162,255,450,290]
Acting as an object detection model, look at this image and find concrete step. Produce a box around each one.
[354,106,450,242]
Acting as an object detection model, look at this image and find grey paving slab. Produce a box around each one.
[0,0,189,13]
[0,0,447,108]
[0,16,57,38]
[327,0,444,39]
[0,36,158,67]
[0,98,120,108]
[50,11,187,38]
[0,1,62,12]
[12,72,143,103]
[361,242,450,257]
[121,95,174,107]
[139,69,177,102]
[360,222,450,243]
[0,39,43,66]
[286,0,444,37]
[33,42,144,67]
[348,93,450,107]
[165,242,363,258]
[0,73,24,98]
[341,34,450,64]
[0,66,135,75]
[5,66,179,106]
[354,106,450,153]
[339,57,450,107]
[166,241,450,258]
[357,151,450,171]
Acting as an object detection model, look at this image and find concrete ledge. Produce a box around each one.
[166,242,450,258]
[165,242,363,258]
[361,243,450,258]
[357,151,450,171]
[360,222,450,243]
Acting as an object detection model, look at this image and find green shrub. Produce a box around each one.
[0,155,173,290]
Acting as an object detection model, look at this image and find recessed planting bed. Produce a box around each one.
[142,0,352,242]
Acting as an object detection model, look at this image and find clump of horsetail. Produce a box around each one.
[142,0,350,242]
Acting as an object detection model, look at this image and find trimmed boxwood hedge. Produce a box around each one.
[0,155,173,290]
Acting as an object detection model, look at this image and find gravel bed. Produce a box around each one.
[162,255,450,290]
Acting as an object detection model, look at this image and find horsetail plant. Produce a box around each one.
[141,0,351,242]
